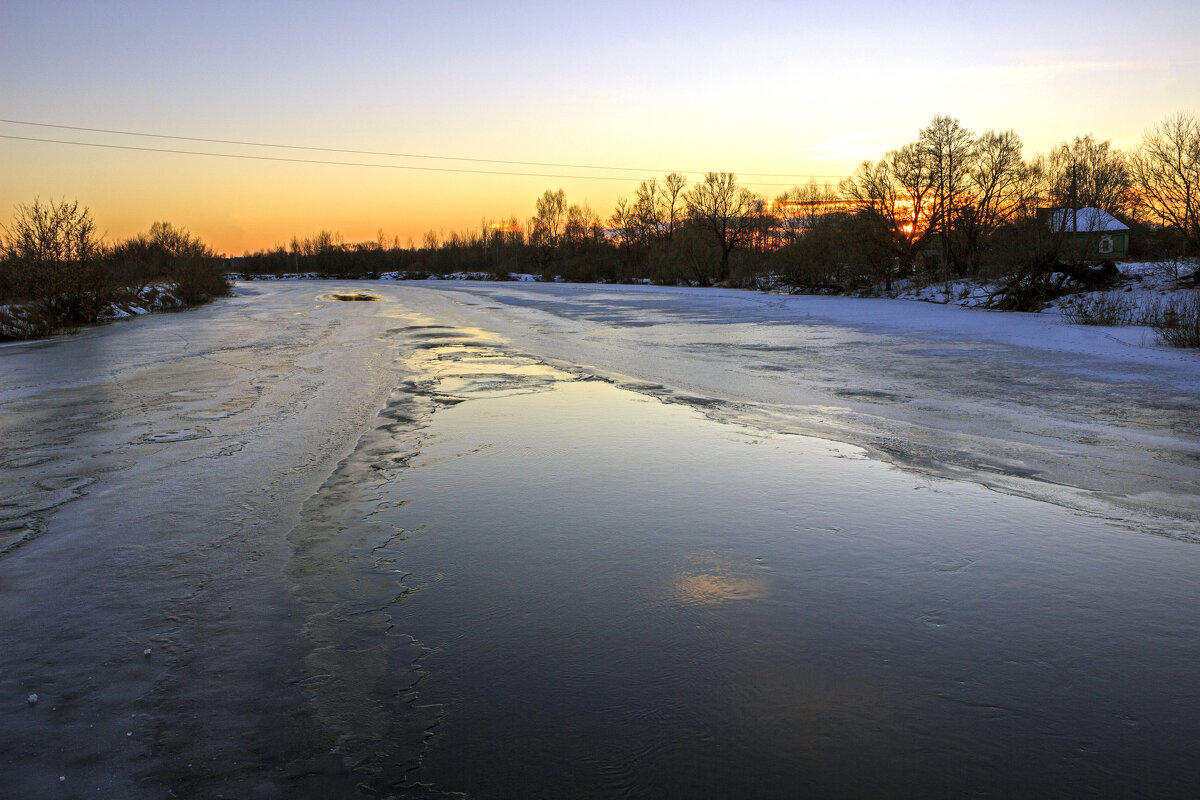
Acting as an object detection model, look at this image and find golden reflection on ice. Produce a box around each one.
[317,289,385,302]
[399,318,576,401]
[669,551,767,606]
[428,325,500,343]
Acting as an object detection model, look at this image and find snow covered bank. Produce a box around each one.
[890,260,1200,345]
[0,285,194,341]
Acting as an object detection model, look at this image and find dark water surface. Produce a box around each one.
[290,330,1200,798]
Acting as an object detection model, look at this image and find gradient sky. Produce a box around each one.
[3,0,1198,255]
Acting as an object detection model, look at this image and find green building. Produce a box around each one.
[1046,207,1130,261]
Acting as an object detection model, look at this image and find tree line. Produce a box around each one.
[235,111,1198,299]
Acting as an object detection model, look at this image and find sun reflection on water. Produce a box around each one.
[668,551,768,606]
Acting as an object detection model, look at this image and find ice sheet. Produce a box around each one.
[385,282,1200,537]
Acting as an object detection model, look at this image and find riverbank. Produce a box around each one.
[0,282,229,341]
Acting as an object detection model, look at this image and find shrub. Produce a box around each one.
[986,271,1067,312]
[1150,291,1200,348]
[1060,292,1135,325]
[1151,256,1194,282]
[171,258,232,305]
[0,198,107,319]
[109,221,230,305]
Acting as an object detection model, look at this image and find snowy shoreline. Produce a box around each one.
[239,258,1200,346]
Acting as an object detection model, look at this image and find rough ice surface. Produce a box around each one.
[1,281,1198,798]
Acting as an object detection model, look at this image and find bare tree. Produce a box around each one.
[533,189,567,245]
[959,129,1027,273]
[531,188,567,271]
[1046,135,1132,215]
[841,142,935,280]
[631,172,688,246]
[660,172,687,243]
[1132,112,1200,254]
[610,196,639,270]
[684,172,762,283]
[634,179,665,245]
[773,181,837,248]
[290,230,343,257]
[919,115,976,279]
[564,202,601,248]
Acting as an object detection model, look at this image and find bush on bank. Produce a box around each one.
[0,200,231,340]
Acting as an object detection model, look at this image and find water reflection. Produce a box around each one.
[668,551,767,605]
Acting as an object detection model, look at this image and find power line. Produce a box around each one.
[0,134,844,187]
[0,134,658,181]
[0,118,851,180]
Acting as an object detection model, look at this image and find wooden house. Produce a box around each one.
[1045,207,1130,261]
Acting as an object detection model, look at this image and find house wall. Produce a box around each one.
[1065,231,1129,261]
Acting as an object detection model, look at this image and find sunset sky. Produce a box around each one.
[3,0,1198,255]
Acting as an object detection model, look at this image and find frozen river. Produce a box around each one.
[2,281,1199,798]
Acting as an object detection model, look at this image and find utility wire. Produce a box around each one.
[0,134,651,181]
[0,134,842,187]
[0,118,850,181]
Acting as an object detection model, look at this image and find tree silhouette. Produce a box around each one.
[684,172,760,283]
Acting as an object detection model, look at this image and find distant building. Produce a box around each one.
[1044,207,1130,261]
